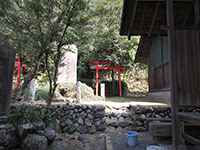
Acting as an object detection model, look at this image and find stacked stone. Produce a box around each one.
[58,104,106,134]
[9,103,106,135]
[0,118,68,150]
[129,106,171,131]
[105,106,171,131]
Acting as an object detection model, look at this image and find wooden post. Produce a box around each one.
[118,72,122,97]
[194,0,200,27]
[160,36,165,88]
[96,65,99,96]
[166,0,180,149]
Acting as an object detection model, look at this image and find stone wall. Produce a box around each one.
[9,103,106,134]
[106,106,171,131]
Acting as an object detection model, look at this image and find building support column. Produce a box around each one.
[166,0,180,149]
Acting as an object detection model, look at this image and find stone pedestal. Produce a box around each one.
[0,36,16,114]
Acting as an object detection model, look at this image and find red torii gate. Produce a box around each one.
[15,57,27,88]
[89,60,125,97]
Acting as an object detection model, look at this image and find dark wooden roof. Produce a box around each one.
[135,36,152,64]
[120,0,196,36]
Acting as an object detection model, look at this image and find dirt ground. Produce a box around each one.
[61,127,173,150]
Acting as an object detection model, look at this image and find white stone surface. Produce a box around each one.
[100,83,105,98]
[57,45,78,87]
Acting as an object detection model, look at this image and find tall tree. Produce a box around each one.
[77,0,139,78]
[0,0,88,104]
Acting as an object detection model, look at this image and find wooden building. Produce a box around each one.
[136,36,170,93]
[120,0,200,149]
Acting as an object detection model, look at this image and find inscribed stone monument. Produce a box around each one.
[57,44,78,87]
[0,36,16,114]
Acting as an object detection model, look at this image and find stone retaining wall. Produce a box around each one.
[8,103,177,134]
[2,103,200,149]
[106,106,171,131]
[9,103,106,134]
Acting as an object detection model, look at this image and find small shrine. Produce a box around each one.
[89,60,126,97]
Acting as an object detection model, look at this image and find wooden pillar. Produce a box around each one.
[160,36,165,88]
[118,72,122,97]
[95,65,99,96]
[194,0,200,27]
[166,0,180,149]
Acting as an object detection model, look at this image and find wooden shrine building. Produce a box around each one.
[120,0,200,149]
[135,36,170,96]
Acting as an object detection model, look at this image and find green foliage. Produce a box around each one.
[77,0,140,77]
[0,0,144,101]
[35,85,49,101]
[0,0,89,102]
[9,106,56,128]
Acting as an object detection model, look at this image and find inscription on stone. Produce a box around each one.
[57,44,78,87]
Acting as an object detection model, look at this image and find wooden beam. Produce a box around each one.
[178,112,200,124]
[166,0,180,150]
[128,0,138,38]
[194,0,200,27]
[139,9,145,34]
[182,7,192,27]
[148,2,160,36]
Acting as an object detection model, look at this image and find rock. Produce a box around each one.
[87,114,93,120]
[49,140,66,150]
[0,146,4,150]
[118,117,130,128]
[136,120,143,126]
[95,105,105,112]
[79,126,88,134]
[95,121,106,131]
[121,113,129,118]
[0,116,8,125]
[65,119,73,126]
[85,119,92,127]
[44,128,56,143]
[68,126,76,134]
[78,118,84,125]
[22,134,48,150]
[139,114,146,120]
[89,125,96,134]
[95,111,105,118]
[32,121,46,130]
[18,123,35,138]
[79,82,94,98]
[0,124,18,148]
[106,118,118,127]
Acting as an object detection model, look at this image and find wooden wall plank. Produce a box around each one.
[175,30,200,105]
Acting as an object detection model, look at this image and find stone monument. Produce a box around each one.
[0,36,16,114]
[57,44,78,87]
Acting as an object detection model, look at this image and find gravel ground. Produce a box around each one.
[106,127,174,150]
[61,133,106,150]
[60,128,173,150]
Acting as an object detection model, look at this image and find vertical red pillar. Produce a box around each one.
[95,65,99,96]
[16,57,21,88]
[118,71,122,97]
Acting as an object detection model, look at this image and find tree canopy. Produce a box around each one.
[0,0,141,103]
